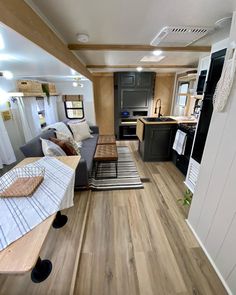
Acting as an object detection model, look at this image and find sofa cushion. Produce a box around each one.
[80,134,99,172]
[55,131,81,155]
[43,122,72,138]
[41,138,66,156]
[20,130,56,157]
[49,137,77,156]
[68,121,93,141]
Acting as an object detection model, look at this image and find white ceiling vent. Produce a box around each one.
[151,26,213,47]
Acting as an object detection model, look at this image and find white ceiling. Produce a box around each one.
[27,0,235,72]
[0,22,86,82]
[78,51,206,66]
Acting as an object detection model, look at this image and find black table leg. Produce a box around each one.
[115,161,118,178]
[95,161,99,179]
[52,211,68,229]
[31,257,52,283]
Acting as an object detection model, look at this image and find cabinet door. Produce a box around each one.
[121,89,149,108]
[146,125,176,161]
[136,72,153,88]
[120,73,136,87]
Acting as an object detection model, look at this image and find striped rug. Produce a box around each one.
[89,146,144,190]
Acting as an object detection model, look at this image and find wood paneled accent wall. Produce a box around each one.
[93,75,114,135]
[152,74,175,116]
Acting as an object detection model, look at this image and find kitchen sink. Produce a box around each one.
[143,117,176,122]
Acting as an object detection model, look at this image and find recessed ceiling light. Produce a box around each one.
[140,55,165,62]
[73,82,78,87]
[0,34,4,50]
[3,71,13,80]
[153,50,162,56]
[137,66,143,72]
[76,33,89,43]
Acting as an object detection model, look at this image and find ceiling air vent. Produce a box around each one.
[150,26,213,47]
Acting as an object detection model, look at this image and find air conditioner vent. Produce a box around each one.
[151,26,213,47]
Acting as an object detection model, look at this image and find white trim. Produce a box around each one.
[186,219,232,295]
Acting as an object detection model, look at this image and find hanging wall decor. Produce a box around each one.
[213,42,236,112]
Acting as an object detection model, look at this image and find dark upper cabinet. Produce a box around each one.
[115,72,155,111]
[114,71,156,139]
[117,72,155,88]
[136,72,154,88]
[121,89,149,108]
[120,73,136,87]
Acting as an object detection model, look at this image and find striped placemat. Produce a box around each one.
[0,157,75,251]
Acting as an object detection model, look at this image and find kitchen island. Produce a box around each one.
[136,116,197,161]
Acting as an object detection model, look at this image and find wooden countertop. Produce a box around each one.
[0,156,80,274]
[139,116,197,125]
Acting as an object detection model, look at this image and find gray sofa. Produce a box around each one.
[20,125,99,190]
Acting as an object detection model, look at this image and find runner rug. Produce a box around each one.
[89,146,144,190]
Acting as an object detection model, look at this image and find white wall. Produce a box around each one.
[55,80,96,126]
[187,13,236,295]
[0,79,25,161]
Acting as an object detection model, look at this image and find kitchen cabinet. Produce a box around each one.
[118,72,155,88]
[120,73,136,87]
[139,123,177,161]
[114,72,155,139]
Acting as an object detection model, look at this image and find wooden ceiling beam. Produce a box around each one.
[0,0,93,81]
[68,44,211,52]
[87,65,196,69]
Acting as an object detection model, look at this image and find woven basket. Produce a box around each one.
[17,80,43,93]
[0,167,45,198]
[42,83,57,94]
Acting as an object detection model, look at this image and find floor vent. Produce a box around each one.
[140,178,151,183]
[150,26,213,47]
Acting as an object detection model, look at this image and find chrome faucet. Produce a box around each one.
[154,99,162,118]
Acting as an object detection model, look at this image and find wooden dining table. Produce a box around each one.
[0,156,80,282]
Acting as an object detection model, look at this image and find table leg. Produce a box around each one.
[52,211,68,229]
[115,161,118,178]
[31,257,52,283]
[95,161,99,179]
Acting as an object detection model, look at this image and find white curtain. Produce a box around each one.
[15,97,41,142]
[44,96,59,125]
[0,115,16,169]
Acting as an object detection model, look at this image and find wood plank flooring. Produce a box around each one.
[0,190,91,295]
[75,141,227,295]
[0,141,228,294]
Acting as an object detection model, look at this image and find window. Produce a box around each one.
[64,100,84,119]
[36,98,46,128]
[177,83,189,107]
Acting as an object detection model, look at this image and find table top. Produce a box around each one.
[0,156,80,274]
[94,144,118,161]
[98,135,116,145]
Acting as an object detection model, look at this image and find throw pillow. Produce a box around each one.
[68,121,93,142]
[56,131,81,155]
[41,138,66,156]
[49,137,77,156]
[68,119,93,133]
[43,122,72,138]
